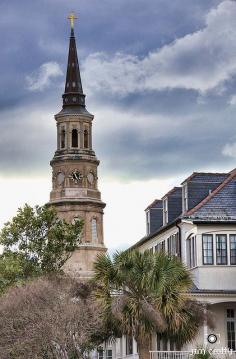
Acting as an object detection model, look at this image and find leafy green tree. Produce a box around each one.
[0,204,83,293]
[93,250,213,359]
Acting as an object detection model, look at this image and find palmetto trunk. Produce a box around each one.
[136,336,151,359]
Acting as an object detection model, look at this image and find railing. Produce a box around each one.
[212,353,236,359]
[150,351,236,359]
[115,351,236,359]
[150,352,191,359]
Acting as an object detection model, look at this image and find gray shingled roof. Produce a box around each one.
[188,173,236,220]
[131,169,236,250]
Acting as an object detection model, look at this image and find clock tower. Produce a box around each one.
[49,14,107,279]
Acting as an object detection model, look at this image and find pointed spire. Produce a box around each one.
[62,12,86,108]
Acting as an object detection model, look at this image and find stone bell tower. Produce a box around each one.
[49,13,107,279]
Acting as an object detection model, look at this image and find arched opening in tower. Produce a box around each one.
[61,129,66,149]
[72,129,78,147]
[84,129,89,148]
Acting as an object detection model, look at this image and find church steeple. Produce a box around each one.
[49,12,107,280]
[62,12,86,108]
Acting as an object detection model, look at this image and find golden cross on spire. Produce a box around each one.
[67,11,78,29]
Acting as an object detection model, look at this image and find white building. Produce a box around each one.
[107,170,236,359]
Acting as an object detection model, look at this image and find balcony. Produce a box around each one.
[150,351,236,359]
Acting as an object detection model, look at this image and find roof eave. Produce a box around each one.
[129,217,182,250]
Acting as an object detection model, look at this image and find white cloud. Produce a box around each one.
[26,62,63,91]
[83,1,236,96]
[101,178,177,252]
[0,176,178,253]
[222,142,236,158]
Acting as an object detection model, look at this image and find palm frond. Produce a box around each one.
[92,249,204,346]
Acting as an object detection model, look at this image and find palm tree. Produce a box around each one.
[93,250,213,359]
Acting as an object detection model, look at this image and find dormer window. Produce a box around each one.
[183,184,188,212]
[163,198,168,225]
[146,210,150,235]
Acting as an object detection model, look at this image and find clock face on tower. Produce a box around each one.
[69,170,83,183]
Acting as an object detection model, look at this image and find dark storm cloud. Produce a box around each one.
[0,0,221,106]
[0,101,56,177]
[0,0,234,180]
[94,99,236,180]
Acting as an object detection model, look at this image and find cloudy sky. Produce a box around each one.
[1,0,236,251]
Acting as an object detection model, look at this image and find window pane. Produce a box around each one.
[126,336,133,355]
[216,235,227,265]
[202,235,213,265]
[155,242,165,253]
[162,241,165,251]
[230,235,236,265]
[227,316,236,350]
[170,339,175,351]
[227,309,235,318]
[98,349,103,359]
[167,237,171,254]
[156,334,161,351]
[106,350,112,359]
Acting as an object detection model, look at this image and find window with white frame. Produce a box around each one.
[162,337,168,351]
[97,349,112,359]
[167,236,172,255]
[161,241,165,252]
[106,350,112,359]
[202,233,236,266]
[230,235,236,265]
[156,335,176,351]
[187,236,197,268]
[227,309,236,350]
[182,184,188,212]
[163,198,168,225]
[176,233,181,257]
[126,336,133,355]
[167,234,181,257]
[202,234,213,265]
[216,234,227,265]
[98,348,103,359]
[92,218,98,242]
[155,241,165,253]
